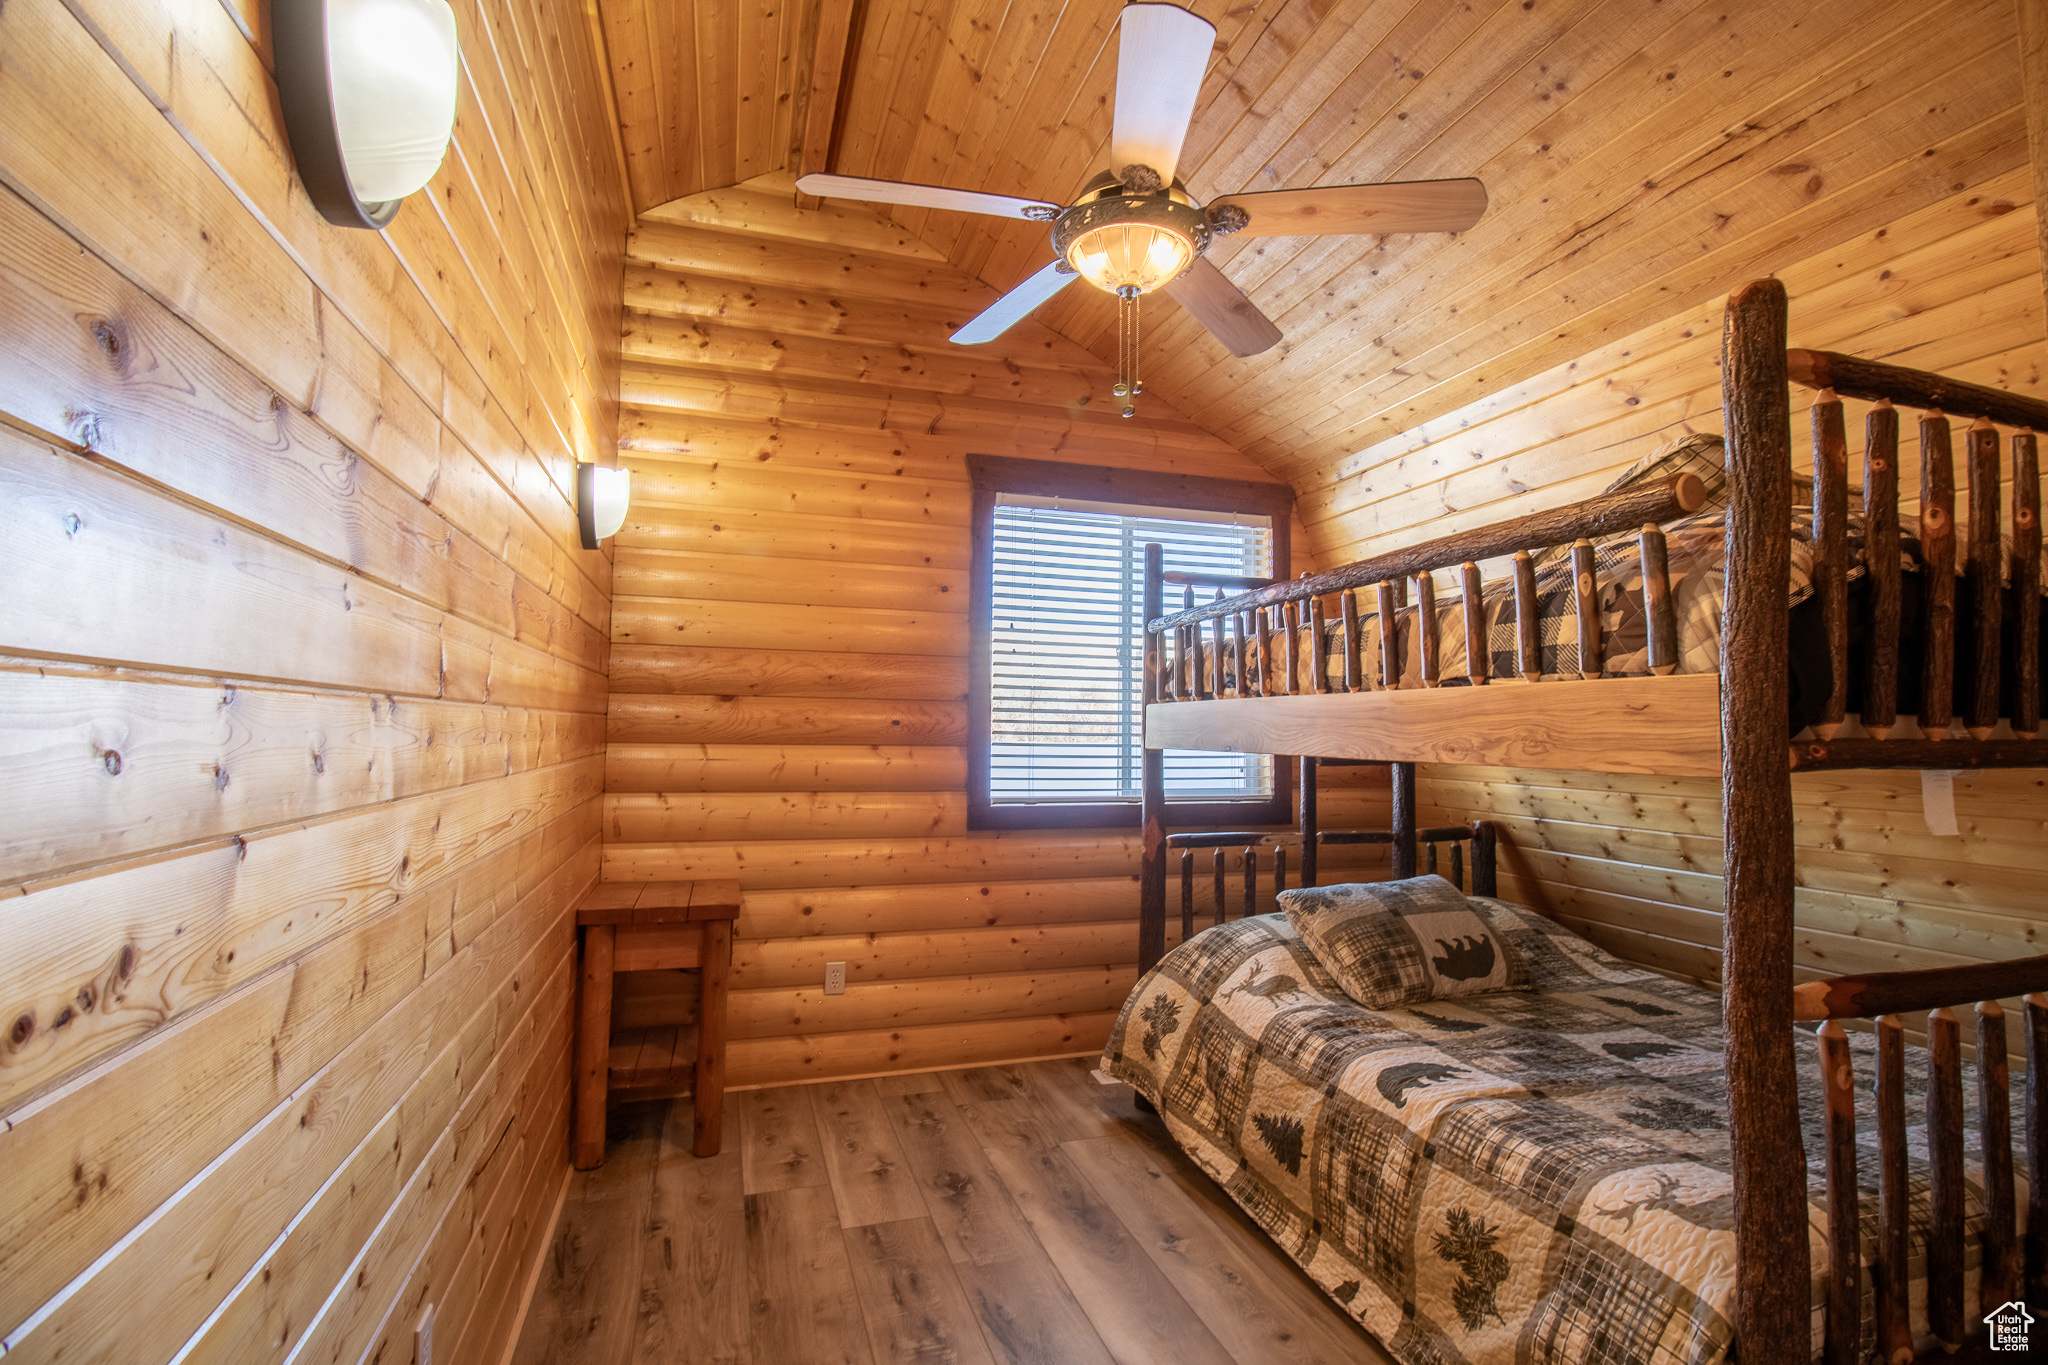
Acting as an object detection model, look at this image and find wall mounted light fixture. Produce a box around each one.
[275,0,461,229]
[577,464,631,550]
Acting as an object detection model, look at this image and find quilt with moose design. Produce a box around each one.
[1102,899,2020,1365]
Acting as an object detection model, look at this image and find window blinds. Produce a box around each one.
[989,494,1272,804]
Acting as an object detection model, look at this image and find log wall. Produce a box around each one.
[0,0,626,1361]
[1301,171,2048,994]
[602,179,1390,1088]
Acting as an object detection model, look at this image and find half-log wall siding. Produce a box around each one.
[0,0,625,1361]
[1373,174,2048,997]
[599,182,1391,1089]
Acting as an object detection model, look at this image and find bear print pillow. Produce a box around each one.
[1276,874,1529,1010]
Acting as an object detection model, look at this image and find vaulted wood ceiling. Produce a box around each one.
[592,0,2028,557]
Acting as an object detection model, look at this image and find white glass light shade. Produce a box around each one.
[577,463,631,549]
[326,0,459,204]
[1065,222,1194,295]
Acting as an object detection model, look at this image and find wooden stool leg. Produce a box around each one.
[573,925,615,1170]
[694,919,731,1157]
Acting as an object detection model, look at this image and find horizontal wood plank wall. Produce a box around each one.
[1354,176,2048,999]
[604,180,1389,1088]
[0,0,626,1361]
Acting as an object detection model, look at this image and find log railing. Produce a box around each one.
[1142,472,1707,702]
[1795,957,2048,1363]
[1796,383,2045,751]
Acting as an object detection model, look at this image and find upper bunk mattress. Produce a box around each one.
[1101,898,2019,1365]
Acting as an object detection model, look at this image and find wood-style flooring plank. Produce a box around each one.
[841,1216,999,1365]
[946,1251,1120,1365]
[509,1106,663,1365]
[738,1084,830,1194]
[746,1183,878,1365]
[964,1103,1240,1365]
[883,1087,1120,1364]
[1017,1057,1132,1143]
[939,1062,1034,1106]
[882,1089,1040,1268]
[631,1103,750,1364]
[812,1079,932,1227]
[1061,1133,1392,1365]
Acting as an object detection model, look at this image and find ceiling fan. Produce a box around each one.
[796,2,1487,416]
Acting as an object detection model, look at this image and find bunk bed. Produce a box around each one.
[1105,281,2048,1364]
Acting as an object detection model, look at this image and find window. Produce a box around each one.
[966,455,1295,830]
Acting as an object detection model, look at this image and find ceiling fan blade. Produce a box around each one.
[952,262,1078,345]
[796,173,1061,220]
[1165,258,1282,358]
[1109,4,1216,188]
[1213,178,1489,237]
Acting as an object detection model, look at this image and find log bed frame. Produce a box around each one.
[1132,281,2048,1363]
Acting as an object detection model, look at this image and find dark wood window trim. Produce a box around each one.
[966,454,1296,831]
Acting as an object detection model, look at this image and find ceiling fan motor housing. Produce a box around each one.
[1052,172,1210,295]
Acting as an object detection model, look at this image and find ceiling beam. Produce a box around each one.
[795,0,861,211]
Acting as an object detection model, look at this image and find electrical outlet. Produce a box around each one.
[824,961,847,995]
[416,1303,436,1365]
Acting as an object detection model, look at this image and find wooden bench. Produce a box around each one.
[572,879,741,1168]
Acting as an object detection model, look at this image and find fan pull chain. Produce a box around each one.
[1113,283,1143,418]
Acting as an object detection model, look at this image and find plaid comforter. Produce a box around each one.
[1102,903,2018,1365]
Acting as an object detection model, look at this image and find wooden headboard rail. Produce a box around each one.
[1160,803,1499,949]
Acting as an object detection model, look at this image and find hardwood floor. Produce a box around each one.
[510,1057,1393,1364]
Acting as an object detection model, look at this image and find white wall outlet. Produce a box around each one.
[824,961,847,995]
[415,1303,436,1365]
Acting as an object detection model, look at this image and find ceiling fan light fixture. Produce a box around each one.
[1066,221,1195,295]
[1052,174,1208,297]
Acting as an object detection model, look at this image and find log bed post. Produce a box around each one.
[1569,539,1600,679]
[1376,582,1400,689]
[1341,591,1363,692]
[1391,762,1417,879]
[1641,527,1677,676]
[1299,756,1318,888]
[1922,414,1957,739]
[2027,992,2048,1305]
[1512,551,1540,682]
[1309,596,1329,693]
[2015,434,2041,738]
[1461,562,1488,685]
[1140,542,1168,975]
[1811,390,1849,739]
[1282,601,1301,694]
[1864,402,1902,740]
[1415,574,1440,686]
[1210,591,1228,700]
[1966,420,2003,739]
[1719,278,1808,1363]
[1245,605,1261,695]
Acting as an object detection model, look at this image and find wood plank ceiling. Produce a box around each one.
[593,0,823,213]
[594,0,2028,561]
